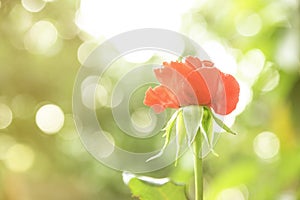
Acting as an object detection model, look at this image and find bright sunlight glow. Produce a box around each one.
[76,0,195,39]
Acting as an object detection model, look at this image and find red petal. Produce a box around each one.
[202,60,214,67]
[185,56,203,69]
[155,59,214,106]
[154,66,195,106]
[143,86,180,113]
[185,68,212,105]
[210,72,240,115]
[150,57,240,115]
[185,56,214,68]
[163,61,194,77]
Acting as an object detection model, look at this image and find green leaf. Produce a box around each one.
[128,177,188,200]
[208,108,237,135]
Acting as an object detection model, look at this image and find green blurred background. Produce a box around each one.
[0,0,299,199]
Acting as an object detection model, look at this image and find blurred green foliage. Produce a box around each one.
[128,176,187,200]
[0,0,299,199]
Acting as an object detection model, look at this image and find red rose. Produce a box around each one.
[144,56,240,115]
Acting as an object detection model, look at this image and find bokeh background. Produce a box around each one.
[0,0,299,199]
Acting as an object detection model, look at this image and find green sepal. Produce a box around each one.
[202,107,213,135]
[208,108,237,135]
[199,107,217,157]
[146,109,180,162]
[175,109,187,166]
[182,106,203,145]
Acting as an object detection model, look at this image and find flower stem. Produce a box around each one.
[193,129,203,200]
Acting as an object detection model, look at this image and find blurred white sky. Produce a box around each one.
[76,0,195,38]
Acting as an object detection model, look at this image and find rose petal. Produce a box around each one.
[155,61,214,106]
[154,66,195,106]
[185,69,212,105]
[145,56,240,115]
[185,56,203,69]
[163,61,194,77]
[144,86,179,113]
[202,60,214,67]
[211,72,240,115]
[185,56,214,68]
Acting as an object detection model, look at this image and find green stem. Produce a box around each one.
[193,129,203,200]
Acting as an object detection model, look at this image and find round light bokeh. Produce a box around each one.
[35,104,65,134]
[21,0,46,13]
[0,103,13,129]
[4,144,35,172]
[235,12,262,37]
[217,187,246,200]
[253,131,280,160]
[24,20,58,54]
